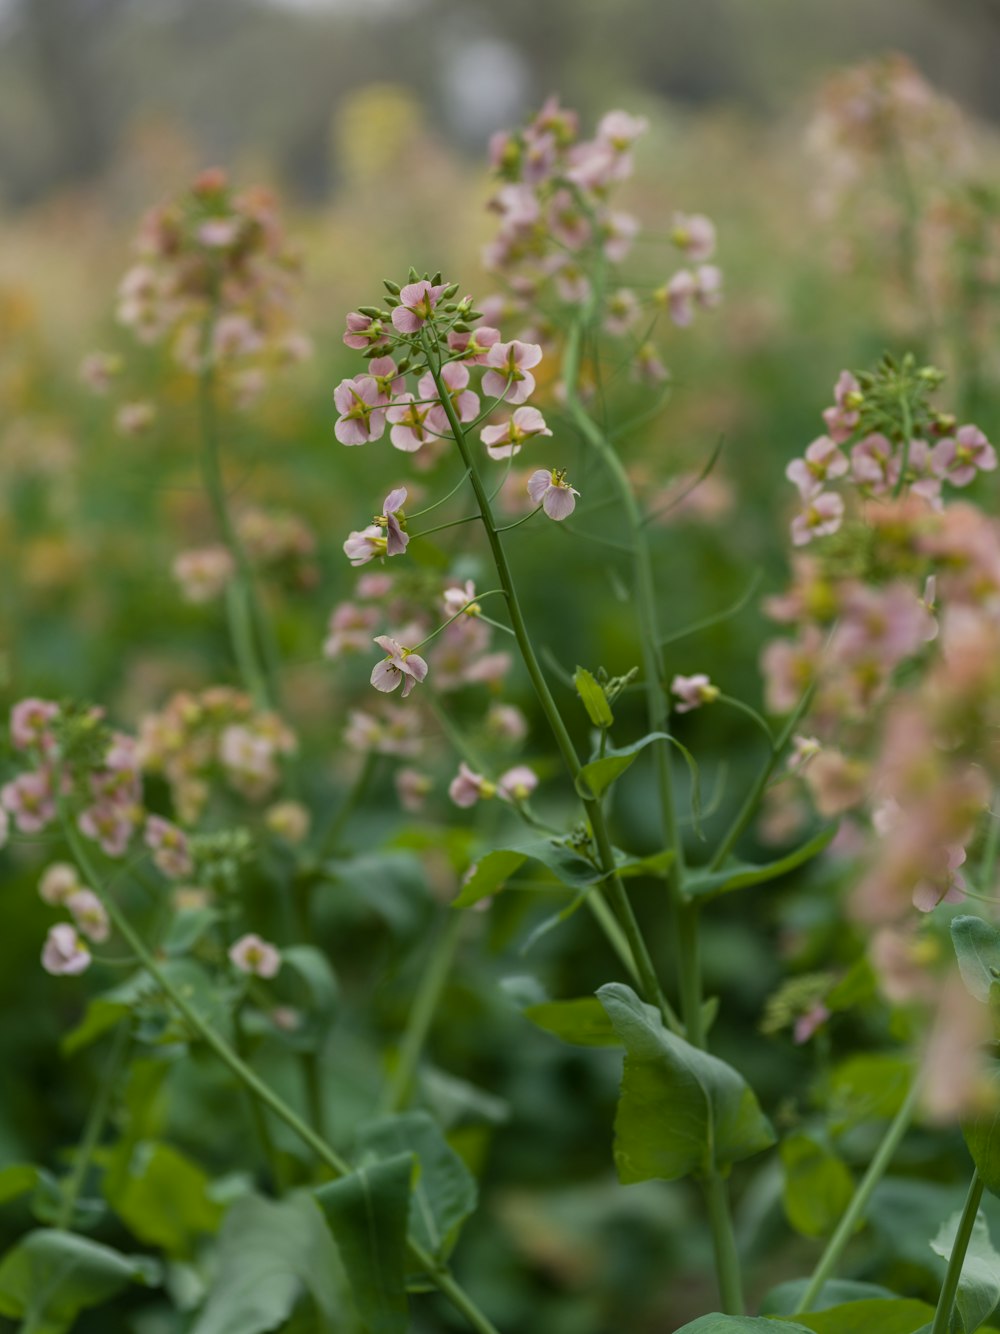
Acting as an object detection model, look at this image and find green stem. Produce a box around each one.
[319,751,378,858]
[197,346,279,711]
[234,997,286,1190]
[379,911,464,1115]
[62,821,501,1334]
[930,1169,985,1334]
[704,1170,745,1316]
[794,1071,923,1314]
[55,1024,130,1230]
[423,337,673,1030]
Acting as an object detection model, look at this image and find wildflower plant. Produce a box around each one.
[4,90,1000,1334]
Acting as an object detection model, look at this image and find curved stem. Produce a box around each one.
[55,1024,130,1230]
[423,336,673,1030]
[794,1071,923,1314]
[704,1170,745,1316]
[62,820,502,1334]
[379,910,464,1115]
[930,1169,985,1334]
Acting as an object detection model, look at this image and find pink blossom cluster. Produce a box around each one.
[785,370,995,547]
[38,861,111,977]
[104,167,311,406]
[137,687,296,823]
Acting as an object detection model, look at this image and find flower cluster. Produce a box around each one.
[38,862,110,977]
[785,355,995,547]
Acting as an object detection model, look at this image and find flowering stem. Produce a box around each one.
[197,348,279,711]
[62,819,502,1334]
[54,1023,130,1231]
[793,1070,922,1314]
[379,910,465,1115]
[929,1169,985,1334]
[422,334,673,1029]
[410,590,506,653]
[495,505,543,533]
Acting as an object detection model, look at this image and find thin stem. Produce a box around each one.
[55,1024,130,1230]
[407,467,472,518]
[379,911,464,1115]
[423,334,673,1029]
[62,819,502,1334]
[319,751,378,858]
[929,1170,985,1334]
[704,1171,745,1315]
[410,590,506,653]
[234,997,287,1190]
[409,514,481,540]
[794,1071,923,1314]
[495,505,543,533]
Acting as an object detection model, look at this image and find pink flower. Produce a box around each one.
[671,673,720,713]
[481,340,544,406]
[447,326,501,365]
[913,845,967,913]
[486,702,528,743]
[696,265,723,309]
[822,371,862,443]
[357,572,394,600]
[172,546,235,603]
[344,525,386,566]
[370,636,429,699]
[664,270,697,327]
[78,802,135,857]
[11,699,60,752]
[671,213,716,262]
[448,762,494,808]
[851,433,899,494]
[2,770,56,834]
[497,766,538,801]
[443,579,480,618]
[324,602,380,658]
[481,406,552,460]
[597,109,649,152]
[787,735,822,773]
[931,425,997,488]
[42,923,91,976]
[67,889,110,943]
[366,355,404,404]
[602,211,640,263]
[343,311,385,350]
[793,1003,830,1045]
[396,767,432,813]
[78,351,122,394]
[785,436,849,499]
[632,342,669,386]
[144,815,193,879]
[386,394,435,453]
[229,933,282,978]
[39,862,79,906]
[334,376,387,447]
[391,280,447,334]
[604,288,641,337]
[527,468,579,520]
[791,491,845,546]
[377,487,409,557]
[420,363,480,435]
[547,190,592,251]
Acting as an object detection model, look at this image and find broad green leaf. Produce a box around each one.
[357,1112,477,1261]
[780,1133,856,1239]
[282,945,339,1015]
[827,1052,913,1132]
[761,1279,897,1315]
[931,1206,1000,1333]
[103,1141,223,1256]
[789,1298,937,1332]
[964,1061,1000,1196]
[951,915,1000,1003]
[452,849,529,908]
[597,982,775,1182]
[524,997,621,1047]
[63,959,230,1055]
[682,826,836,903]
[576,732,670,800]
[574,666,614,728]
[315,1154,412,1333]
[0,1229,159,1333]
[619,848,675,879]
[190,1193,338,1334]
[673,1318,812,1332]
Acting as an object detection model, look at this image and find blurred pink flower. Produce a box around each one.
[42,924,91,976]
[229,933,282,978]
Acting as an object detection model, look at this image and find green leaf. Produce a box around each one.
[574,666,614,728]
[452,836,606,909]
[190,1193,338,1334]
[524,997,621,1047]
[597,982,775,1182]
[0,1163,46,1206]
[788,1298,937,1332]
[931,1205,1000,1333]
[576,732,670,800]
[683,826,837,902]
[964,1060,1000,1196]
[103,1141,224,1257]
[315,1154,412,1333]
[780,1133,856,1239]
[163,907,220,956]
[828,1053,914,1133]
[0,1229,160,1334]
[761,1279,897,1316]
[673,1318,812,1333]
[356,1112,477,1262]
[452,849,529,908]
[951,915,1000,1003]
[281,945,339,1015]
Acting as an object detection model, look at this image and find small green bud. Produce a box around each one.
[383,279,401,295]
[357,305,383,319]
[442,281,460,299]
[451,320,471,333]
[431,270,443,285]
[408,266,420,282]
[385,295,400,307]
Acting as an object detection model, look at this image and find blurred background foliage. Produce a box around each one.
[3,3,1000,1332]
